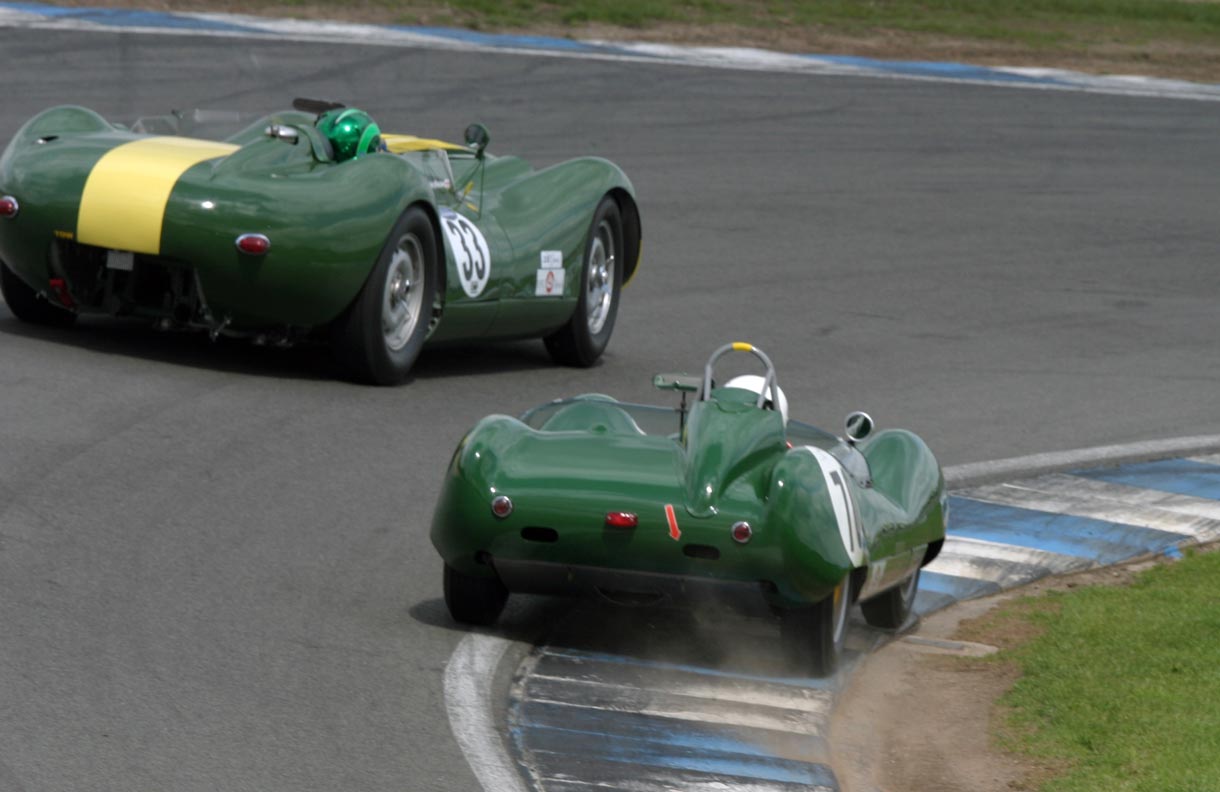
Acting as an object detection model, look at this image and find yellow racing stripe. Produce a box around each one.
[77,136,238,255]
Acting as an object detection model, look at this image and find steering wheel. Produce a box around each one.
[700,342,782,412]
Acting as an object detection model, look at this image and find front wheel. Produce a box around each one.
[443,563,509,626]
[780,577,851,677]
[336,207,438,385]
[0,261,76,327]
[544,196,623,367]
[860,568,920,630]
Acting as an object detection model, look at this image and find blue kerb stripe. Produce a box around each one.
[918,571,1001,601]
[948,496,1184,563]
[391,24,619,53]
[812,54,1065,85]
[518,723,836,786]
[517,700,824,757]
[539,647,836,690]
[3,1,262,32]
[913,588,958,615]
[1075,458,1220,501]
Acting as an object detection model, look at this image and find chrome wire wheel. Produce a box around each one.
[585,219,616,336]
[381,232,425,352]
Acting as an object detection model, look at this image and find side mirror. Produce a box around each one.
[464,123,490,159]
[844,411,874,444]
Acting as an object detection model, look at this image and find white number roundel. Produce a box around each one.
[803,446,866,567]
[440,208,492,298]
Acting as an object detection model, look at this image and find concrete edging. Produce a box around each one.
[944,434,1220,489]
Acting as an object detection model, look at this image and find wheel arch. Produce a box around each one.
[402,198,448,334]
[608,187,642,287]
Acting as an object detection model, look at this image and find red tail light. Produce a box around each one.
[731,521,753,543]
[605,511,638,529]
[235,233,270,255]
[490,495,513,519]
[0,196,18,218]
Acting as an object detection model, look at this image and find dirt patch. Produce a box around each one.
[38,0,1220,83]
[829,555,1179,792]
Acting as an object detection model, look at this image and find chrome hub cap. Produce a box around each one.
[382,233,425,352]
[585,219,616,336]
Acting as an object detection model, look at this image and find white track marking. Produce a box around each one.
[444,634,530,792]
[960,473,1220,540]
[925,535,1094,584]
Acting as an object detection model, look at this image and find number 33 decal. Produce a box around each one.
[440,208,492,298]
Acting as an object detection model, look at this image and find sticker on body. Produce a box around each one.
[440,207,492,298]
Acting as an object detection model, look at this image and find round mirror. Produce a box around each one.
[464,123,490,156]
[844,411,874,444]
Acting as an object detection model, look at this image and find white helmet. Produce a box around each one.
[724,374,788,424]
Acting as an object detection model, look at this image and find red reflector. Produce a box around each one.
[731,521,753,544]
[235,233,270,255]
[0,196,18,218]
[605,511,638,529]
[48,277,75,309]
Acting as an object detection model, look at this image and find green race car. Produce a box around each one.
[431,343,947,675]
[0,100,641,383]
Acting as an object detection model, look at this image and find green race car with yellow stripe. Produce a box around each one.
[0,100,641,384]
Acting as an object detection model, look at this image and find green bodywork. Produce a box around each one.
[0,105,640,338]
[430,387,947,610]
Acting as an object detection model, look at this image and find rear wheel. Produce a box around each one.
[781,577,850,677]
[337,207,437,385]
[1,261,76,326]
[443,563,509,626]
[544,196,622,367]
[861,568,920,630]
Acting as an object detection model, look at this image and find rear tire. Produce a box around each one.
[1,261,76,327]
[443,563,508,626]
[544,196,622,367]
[861,568,920,630]
[337,207,437,385]
[781,577,850,677]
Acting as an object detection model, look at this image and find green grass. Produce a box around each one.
[343,0,1220,49]
[988,549,1220,792]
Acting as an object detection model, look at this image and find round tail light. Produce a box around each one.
[731,521,753,543]
[0,196,19,218]
[490,495,513,519]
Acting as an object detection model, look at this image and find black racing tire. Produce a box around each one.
[860,568,920,630]
[336,207,438,385]
[0,261,76,327]
[544,196,623,367]
[443,563,509,626]
[781,576,851,677]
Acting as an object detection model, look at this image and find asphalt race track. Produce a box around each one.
[2,26,1219,792]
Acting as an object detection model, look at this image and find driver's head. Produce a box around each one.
[724,374,788,424]
[316,108,381,162]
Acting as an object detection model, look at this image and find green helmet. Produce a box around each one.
[316,108,381,162]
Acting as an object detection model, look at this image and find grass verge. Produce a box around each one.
[42,0,1220,80]
[961,547,1220,792]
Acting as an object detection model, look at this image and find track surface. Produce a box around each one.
[2,28,1219,792]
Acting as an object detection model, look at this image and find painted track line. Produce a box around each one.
[444,634,531,792]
